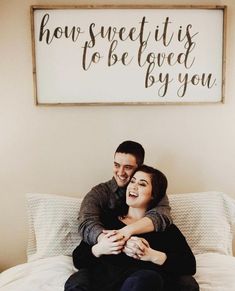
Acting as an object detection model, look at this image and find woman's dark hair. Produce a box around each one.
[119,165,168,216]
[134,165,168,210]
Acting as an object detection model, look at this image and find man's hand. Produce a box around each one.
[123,236,150,259]
[92,230,126,257]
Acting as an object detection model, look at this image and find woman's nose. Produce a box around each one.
[131,182,138,190]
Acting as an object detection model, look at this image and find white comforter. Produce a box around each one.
[0,256,75,291]
[0,253,235,291]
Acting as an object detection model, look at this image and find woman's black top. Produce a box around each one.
[73,214,196,291]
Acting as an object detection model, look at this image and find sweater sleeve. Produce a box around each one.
[159,225,196,275]
[78,181,115,245]
[145,194,173,232]
[78,188,104,245]
[72,241,98,269]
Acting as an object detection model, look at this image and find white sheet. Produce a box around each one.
[1,253,235,291]
[194,253,235,291]
[0,256,75,291]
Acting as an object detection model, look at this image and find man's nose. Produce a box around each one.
[118,166,125,175]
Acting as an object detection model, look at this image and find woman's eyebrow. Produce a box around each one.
[139,179,149,184]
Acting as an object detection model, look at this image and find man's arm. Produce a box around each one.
[78,186,108,245]
[118,217,154,239]
[145,194,172,232]
[79,185,171,245]
[118,195,172,239]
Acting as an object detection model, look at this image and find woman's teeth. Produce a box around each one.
[129,191,138,197]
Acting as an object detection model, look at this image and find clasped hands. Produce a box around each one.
[93,228,151,261]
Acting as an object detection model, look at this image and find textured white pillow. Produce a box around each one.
[169,191,235,256]
[26,193,83,262]
[26,191,235,263]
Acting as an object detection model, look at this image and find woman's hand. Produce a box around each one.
[92,230,126,257]
[123,236,167,265]
[139,246,167,265]
[123,236,149,259]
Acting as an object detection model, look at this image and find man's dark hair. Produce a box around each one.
[115,140,145,166]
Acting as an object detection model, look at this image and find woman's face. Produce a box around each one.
[126,171,153,209]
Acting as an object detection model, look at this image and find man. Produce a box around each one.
[78,140,172,254]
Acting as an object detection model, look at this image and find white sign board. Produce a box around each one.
[31,6,226,105]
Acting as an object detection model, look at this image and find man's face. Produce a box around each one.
[113,152,138,187]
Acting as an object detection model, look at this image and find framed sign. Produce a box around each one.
[30,5,226,105]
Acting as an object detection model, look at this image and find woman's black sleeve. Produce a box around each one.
[153,225,196,275]
[72,240,97,269]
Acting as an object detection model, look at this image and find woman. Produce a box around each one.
[65,165,196,291]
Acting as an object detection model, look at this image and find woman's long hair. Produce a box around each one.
[138,165,168,211]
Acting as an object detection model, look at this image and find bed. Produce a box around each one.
[0,191,235,291]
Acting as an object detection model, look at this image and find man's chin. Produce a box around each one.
[116,178,128,187]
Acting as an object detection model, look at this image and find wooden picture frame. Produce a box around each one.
[30,5,227,105]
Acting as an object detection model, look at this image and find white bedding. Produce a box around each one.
[0,256,76,291]
[194,253,235,291]
[1,192,234,291]
[1,253,235,291]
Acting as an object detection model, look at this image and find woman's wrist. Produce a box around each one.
[150,249,167,265]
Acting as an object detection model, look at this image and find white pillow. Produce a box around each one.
[169,191,235,256]
[26,193,83,262]
[26,191,235,262]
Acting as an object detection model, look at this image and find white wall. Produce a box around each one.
[0,0,235,270]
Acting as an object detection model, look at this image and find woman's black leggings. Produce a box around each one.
[120,269,164,291]
[64,269,90,291]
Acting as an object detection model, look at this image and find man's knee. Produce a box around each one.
[177,275,199,291]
